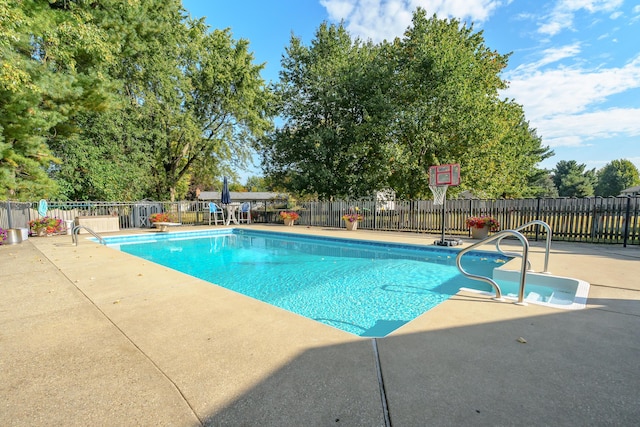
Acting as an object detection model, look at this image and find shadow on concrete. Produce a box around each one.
[206,300,640,426]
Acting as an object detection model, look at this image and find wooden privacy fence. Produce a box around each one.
[297,197,640,246]
[1,196,638,246]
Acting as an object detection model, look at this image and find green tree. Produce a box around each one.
[245,176,268,192]
[552,160,596,197]
[52,109,153,200]
[388,11,551,199]
[262,23,392,199]
[48,0,273,201]
[0,0,113,200]
[49,0,170,200]
[595,159,640,196]
[526,169,559,198]
[262,9,551,200]
[174,24,273,200]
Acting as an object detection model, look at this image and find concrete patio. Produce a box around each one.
[1,225,639,426]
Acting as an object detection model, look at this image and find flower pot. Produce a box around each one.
[471,226,489,239]
[345,220,358,231]
[283,218,295,226]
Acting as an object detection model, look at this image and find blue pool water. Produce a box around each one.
[104,230,510,337]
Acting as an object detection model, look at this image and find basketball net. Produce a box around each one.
[429,185,448,206]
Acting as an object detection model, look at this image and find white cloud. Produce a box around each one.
[538,0,624,36]
[515,43,583,72]
[319,0,502,42]
[321,0,356,19]
[504,54,640,122]
[535,108,640,148]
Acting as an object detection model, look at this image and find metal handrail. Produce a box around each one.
[495,220,552,273]
[456,229,530,305]
[72,225,106,246]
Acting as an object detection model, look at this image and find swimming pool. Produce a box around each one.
[103,229,510,337]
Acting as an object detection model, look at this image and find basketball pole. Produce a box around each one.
[440,195,446,245]
[434,192,461,247]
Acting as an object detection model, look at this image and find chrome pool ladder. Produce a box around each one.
[494,220,552,274]
[455,220,552,305]
[72,225,106,246]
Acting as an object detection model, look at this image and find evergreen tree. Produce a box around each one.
[526,169,559,198]
[552,160,596,197]
[0,0,113,200]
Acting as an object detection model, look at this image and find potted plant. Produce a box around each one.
[29,217,64,236]
[465,215,500,239]
[279,211,300,226]
[149,212,170,224]
[0,227,7,245]
[342,207,364,231]
[149,212,176,231]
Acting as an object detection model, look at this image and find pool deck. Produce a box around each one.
[2,225,639,426]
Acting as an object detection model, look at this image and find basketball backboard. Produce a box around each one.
[429,163,460,186]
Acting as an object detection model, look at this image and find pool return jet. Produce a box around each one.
[429,163,463,247]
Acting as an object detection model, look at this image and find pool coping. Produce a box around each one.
[3,224,640,426]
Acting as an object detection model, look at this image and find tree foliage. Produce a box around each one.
[526,169,559,198]
[2,0,273,201]
[1,0,114,200]
[552,160,596,197]
[595,159,640,197]
[261,23,391,199]
[261,9,551,200]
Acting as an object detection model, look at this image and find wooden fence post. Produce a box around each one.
[623,196,631,248]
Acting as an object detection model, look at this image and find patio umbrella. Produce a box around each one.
[221,176,231,205]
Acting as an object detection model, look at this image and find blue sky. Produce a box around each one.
[182,0,640,180]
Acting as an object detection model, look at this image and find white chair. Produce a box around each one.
[209,202,225,225]
[237,202,251,224]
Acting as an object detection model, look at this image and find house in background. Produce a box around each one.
[620,186,640,196]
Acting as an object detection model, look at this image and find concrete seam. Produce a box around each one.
[372,338,392,427]
[589,283,640,292]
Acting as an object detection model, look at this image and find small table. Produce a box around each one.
[225,204,240,226]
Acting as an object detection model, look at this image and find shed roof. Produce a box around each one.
[620,185,640,195]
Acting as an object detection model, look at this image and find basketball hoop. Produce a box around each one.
[429,163,459,205]
[429,163,462,246]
